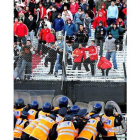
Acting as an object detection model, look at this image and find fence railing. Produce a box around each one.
[14,34,127,82]
[122,31,127,82]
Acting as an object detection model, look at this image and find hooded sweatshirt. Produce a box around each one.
[70,2,79,15]
[98,3,107,20]
[93,14,107,29]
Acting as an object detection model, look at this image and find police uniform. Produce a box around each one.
[102,115,122,140]
[55,107,67,124]
[30,115,55,140]
[77,114,107,140]
[14,118,28,140]
[21,119,40,140]
[56,121,76,140]
[38,110,50,118]
[27,109,38,123]
[14,108,24,119]
[102,105,123,140]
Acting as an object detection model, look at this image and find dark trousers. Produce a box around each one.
[14,35,17,43]
[67,58,72,65]
[102,136,117,140]
[17,36,27,45]
[72,62,81,70]
[45,56,56,73]
[107,18,116,26]
[14,138,20,140]
[101,68,111,76]
[21,132,30,140]
[77,138,88,140]
[37,41,47,55]
[83,57,95,75]
[29,136,38,140]
[95,39,104,56]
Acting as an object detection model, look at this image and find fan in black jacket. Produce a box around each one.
[44,43,58,74]
[26,14,37,44]
[75,24,89,47]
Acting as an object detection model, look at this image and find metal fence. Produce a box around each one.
[14,32,127,83]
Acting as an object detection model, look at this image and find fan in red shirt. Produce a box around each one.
[83,40,98,76]
[46,30,56,43]
[14,18,19,35]
[116,17,125,27]
[14,18,19,43]
[37,24,51,57]
[97,56,112,76]
[93,12,107,29]
[70,0,79,15]
[97,3,107,20]
[15,19,28,45]
[39,2,47,20]
[72,44,86,70]
[122,7,127,16]
[39,25,51,41]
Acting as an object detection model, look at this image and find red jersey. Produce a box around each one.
[39,28,51,41]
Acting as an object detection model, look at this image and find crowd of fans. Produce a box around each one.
[13,0,127,80]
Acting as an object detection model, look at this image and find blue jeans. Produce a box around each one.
[27,31,35,45]
[55,54,62,73]
[17,58,32,79]
[55,63,62,73]
[106,51,117,69]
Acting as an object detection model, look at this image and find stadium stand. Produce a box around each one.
[14,0,127,82]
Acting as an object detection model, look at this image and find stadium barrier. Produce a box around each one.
[14,33,127,82]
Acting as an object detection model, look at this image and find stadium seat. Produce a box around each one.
[16,91,31,105]
[75,102,93,112]
[88,101,105,114]
[40,95,54,105]
[52,95,73,107]
[30,95,43,108]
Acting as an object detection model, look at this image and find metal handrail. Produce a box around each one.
[122,32,127,81]
[123,31,127,63]
[61,31,67,92]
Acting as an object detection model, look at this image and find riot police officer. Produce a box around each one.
[102,105,123,140]
[27,101,39,123]
[59,96,69,108]
[38,102,52,118]
[14,98,25,119]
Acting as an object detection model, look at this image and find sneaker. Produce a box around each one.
[87,71,91,74]
[44,63,48,67]
[48,72,53,75]
[113,69,118,72]
[16,77,21,80]
[54,72,58,77]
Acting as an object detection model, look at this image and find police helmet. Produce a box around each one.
[93,103,102,114]
[42,102,52,112]
[104,105,114,116]
[15,98,25,108]
[30,101,39,110]
[58,107,67,117]
[77,109,88,118]
[59,96,68,107]
[64,114,73,121]
[70,105,80,114]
